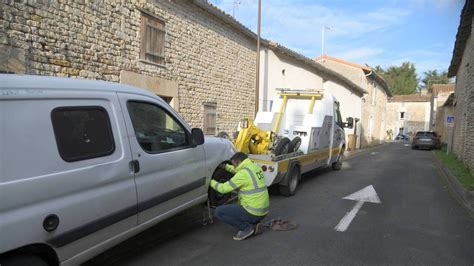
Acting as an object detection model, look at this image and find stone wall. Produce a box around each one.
[435,105,454,144]
[453,23,474,173]
[360,82,388,146]
[318,60,389,147]
[386,100,431,138]
[1,0,257,133]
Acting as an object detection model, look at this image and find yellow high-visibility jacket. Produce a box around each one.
[210,158,270,216]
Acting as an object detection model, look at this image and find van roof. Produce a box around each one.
[0,74,158,98]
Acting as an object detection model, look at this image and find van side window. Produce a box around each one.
[127,101,189,153]
[334,102,343,127]
[51,107,115,162]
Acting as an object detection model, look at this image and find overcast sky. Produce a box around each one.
[209,0,464,78]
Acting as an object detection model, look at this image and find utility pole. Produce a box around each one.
[255,0,261,114]
[232,0,241,17]
[321,25,330,56]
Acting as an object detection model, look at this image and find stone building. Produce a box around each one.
[258,42,367,147]
[448,0,474,172]
[429,83,455,131]
[1,0,258,134]
[385,92,431,138]
[434,93,454,144]
[315,55,392,147]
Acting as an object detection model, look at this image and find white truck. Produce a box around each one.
[247,89,353,196]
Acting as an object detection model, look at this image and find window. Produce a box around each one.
[127,101,188,153]
[203,103,217,135]
[368,117,374,137]
[400,112,405,119]
[371,85,377,105]
[334,102,343,127]
[51,107,115,162]
[140,12,165,65]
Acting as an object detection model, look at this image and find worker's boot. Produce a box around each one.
[254,222,264,235]
[233,227,254,241]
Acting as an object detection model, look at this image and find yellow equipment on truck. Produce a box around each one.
[221,88,354,196]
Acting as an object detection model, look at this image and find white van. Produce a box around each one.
[0,74,235,265]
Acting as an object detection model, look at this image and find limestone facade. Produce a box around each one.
[386,93,431,138]
[1,0,257,133]
[316,56,391,147]
[448,0,474,172]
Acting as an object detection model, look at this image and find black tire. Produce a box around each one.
[412,146,417,150]
[0,255,48,266]
[288,137,302,153]
[279,165,300,197]
[208,166,233,207]
[217,131,230,140]
[274,137,290,156]
[332,151,344,170]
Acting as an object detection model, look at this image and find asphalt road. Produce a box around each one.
[87,142,474,265]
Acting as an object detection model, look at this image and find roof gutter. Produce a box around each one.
[364,70,392,97]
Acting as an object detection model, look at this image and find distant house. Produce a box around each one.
[315,55,392,147]
[429,84,455,131]
[447,0,474,172]
[258,43,367,149]
[386,91,431,138]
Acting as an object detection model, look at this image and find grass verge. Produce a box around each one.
[433,147,474,190]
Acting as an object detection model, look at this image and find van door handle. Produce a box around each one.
[130,160,140,173]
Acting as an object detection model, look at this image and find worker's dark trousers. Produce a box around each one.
[215,204,265,231]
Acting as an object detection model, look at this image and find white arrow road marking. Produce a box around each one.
[334,185,381,232]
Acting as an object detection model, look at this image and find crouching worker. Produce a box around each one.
[210,152,270,240]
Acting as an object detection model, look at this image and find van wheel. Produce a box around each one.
[332,151,344,170]
[288,137,302,153]
[0,255,48,266]
[208,166,233,207]
[279,165,300,197]
[274,137,290,156]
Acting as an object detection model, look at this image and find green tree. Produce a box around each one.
[375,62,418,95]
[420,70,450,92]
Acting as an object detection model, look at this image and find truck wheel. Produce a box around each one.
[279,165,300,197]
[208,166,233,207]
[274,137,290,156]
[332,151,344,170]
[0,255,48,266]
[288,137,302,153]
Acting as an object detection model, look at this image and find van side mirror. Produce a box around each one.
[343,117,354,129]
[191,128,205,146]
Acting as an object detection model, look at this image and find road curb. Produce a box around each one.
[433,154,474,216]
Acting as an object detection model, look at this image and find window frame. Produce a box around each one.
[126,100,192,154]
[140,10,166,66]
[51,106,116,162]
[203,103,217,135]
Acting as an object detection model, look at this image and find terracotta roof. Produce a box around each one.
[314,54,392,97]
[448,0,473,77]
[431,84,455,96]
[314,54,372,71]
[389,94,431,102]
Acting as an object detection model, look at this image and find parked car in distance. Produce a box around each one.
[412,131,442,150]
[0,74,236,266]
[395,134,410,141]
